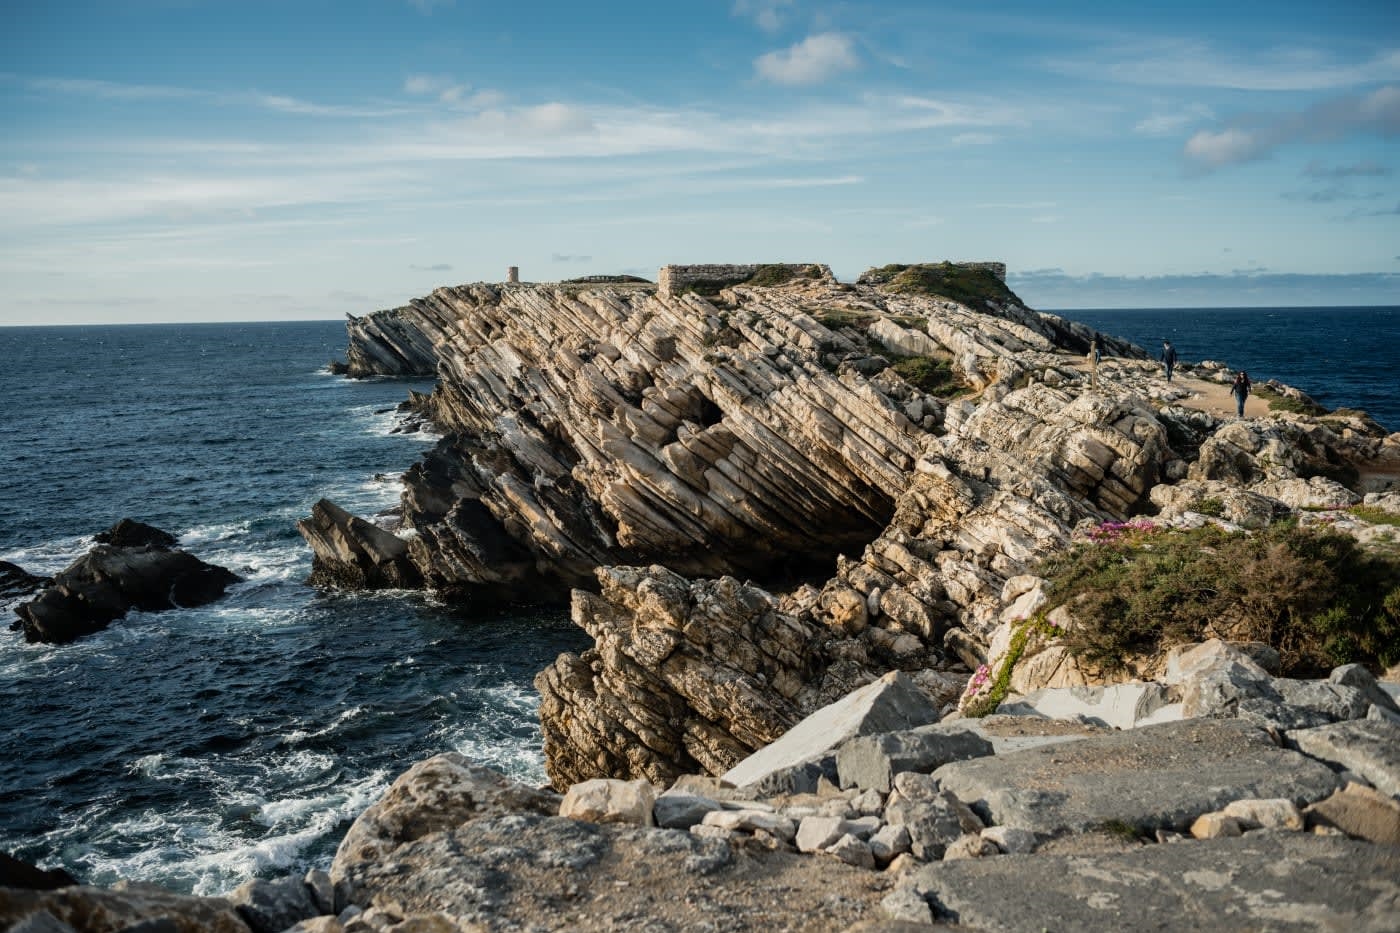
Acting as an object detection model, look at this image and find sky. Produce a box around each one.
[2,0,1398,325]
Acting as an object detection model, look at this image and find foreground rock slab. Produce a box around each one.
[933,718,1342,838]
[895,834,1400,932]
[0,884,250,933]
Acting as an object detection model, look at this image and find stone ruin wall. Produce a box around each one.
[657,264,762,298]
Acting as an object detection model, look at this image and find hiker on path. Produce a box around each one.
[1232,371,1252,417]
[1161,341,1177,383]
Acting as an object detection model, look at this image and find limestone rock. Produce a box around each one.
[1287,717,1400,798]
[932,719,1342,840]
[1305,782,1400,845]
[227,876,318,933]
[0,886,249,933]
[1221,797,1304,831]
[720,671,943,795]
[897,834,1400,932]
[1188,812,1242,839]
[996,682,1180,730]
[297,499,422,590]
[884,773,984,861]
[559,778,656,827]
[835,723,993,793]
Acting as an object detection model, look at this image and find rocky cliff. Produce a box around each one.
[305,262,1400,789]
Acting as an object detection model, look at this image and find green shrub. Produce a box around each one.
[891,355,960,394]
[815,307,876,329]
[1196,497,1225,517]
[1254,384,1329,417]
[1039,521,1400,676]
[1348,505,1400,528]
[744,263,822,288]
[858,262,1023,307]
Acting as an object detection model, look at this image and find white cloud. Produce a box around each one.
[733,0,795,33]
[1050,43,1400,91]
[755,33,859,86]
[1184,84,1400,170]
[1134,104,1214,137]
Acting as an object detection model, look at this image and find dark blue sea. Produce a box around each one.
[1063,305,1399,432]
[0,307,1396,896]
[0,321,589,896]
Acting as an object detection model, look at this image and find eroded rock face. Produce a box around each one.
[326,271,1400,787]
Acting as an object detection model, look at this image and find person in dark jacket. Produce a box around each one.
[1161,340,1177,382]
[1231,370,1252,417]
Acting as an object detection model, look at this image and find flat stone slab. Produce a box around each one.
[932,718,1342,838]
[721,671,940,792]
[1288,717,1400,798]
[998,682,1181,730]
[899,834,1400,933]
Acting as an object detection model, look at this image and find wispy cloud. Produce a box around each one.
[755,33,859,86]
[1049,42,1400,91]
[1134,103,1214,137]
[550,253,593,263]
[410,263,453,271]
[1184,84,1400,170]
[1302,159,1391,178]
[733,0,795,33]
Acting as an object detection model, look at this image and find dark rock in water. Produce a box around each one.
[328,359,350,375]
[0,851,78,891]
[296,498,423,590]
[1,561,50,607]
[93,518,178,549]
[13,527,241,644]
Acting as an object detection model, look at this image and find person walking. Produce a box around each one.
[1161,340,1177,383]
[1231,370,1252,417]
[1088,336,1101,388]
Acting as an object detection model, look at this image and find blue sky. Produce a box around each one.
[2,0,1398,324]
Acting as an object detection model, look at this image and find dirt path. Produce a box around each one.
[1070,356,1270,419]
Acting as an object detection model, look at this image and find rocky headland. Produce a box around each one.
[7,263,1400,931]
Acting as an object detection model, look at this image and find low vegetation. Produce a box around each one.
[744,263,824,288]
[891,354,961,395]
[1036,520,1400,677]
[1254,384,1330,417]
[857,262,1022,308]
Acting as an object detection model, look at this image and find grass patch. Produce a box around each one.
[1038,520,1400,677]
[815,307,877,329]
[1196,497,1225,517]
[1254,384,1329,417]
[745,263,824,288]
[858,262,1023,307]
[1349,505,1400,528]
[891,355,961,394]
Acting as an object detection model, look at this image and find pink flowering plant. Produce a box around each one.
[962,611,1065,718]
[1085,518,1160,544]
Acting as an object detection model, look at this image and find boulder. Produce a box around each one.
[1287,717,1400,798]
[835,723,993,793]
[720,671,942,795]
[226,876,318,933]
[297,499,422,590]
[559,779,656,827]
[883,773,984,861]
[931,719,1342,840]
[895,834,1400,932]
[0,885,249,933]
[652,792,723,830]
[13,531,240,644]
[0,852,78,891]
[1305,782,1400,845]
[93,518,178,549]
[1221,797,1304,831]
[0,561,49,607]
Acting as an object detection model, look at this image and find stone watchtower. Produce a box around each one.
[507,266,520,284]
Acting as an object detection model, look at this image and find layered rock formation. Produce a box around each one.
[309,262,1400,787]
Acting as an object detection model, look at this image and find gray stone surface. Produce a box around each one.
[835,723,993,793]
[932,719,1342,838]
[721,671,941,792]
[1288,717,1400,798]
[997,682,1180,730]
[900,834,1400,932]
[228,876,318,933]
[884,773,984,861]
[653,792,722,829]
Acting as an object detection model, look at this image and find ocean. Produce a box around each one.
[1,306,1396,896]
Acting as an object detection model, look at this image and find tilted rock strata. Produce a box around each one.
[325,270,1400,787]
